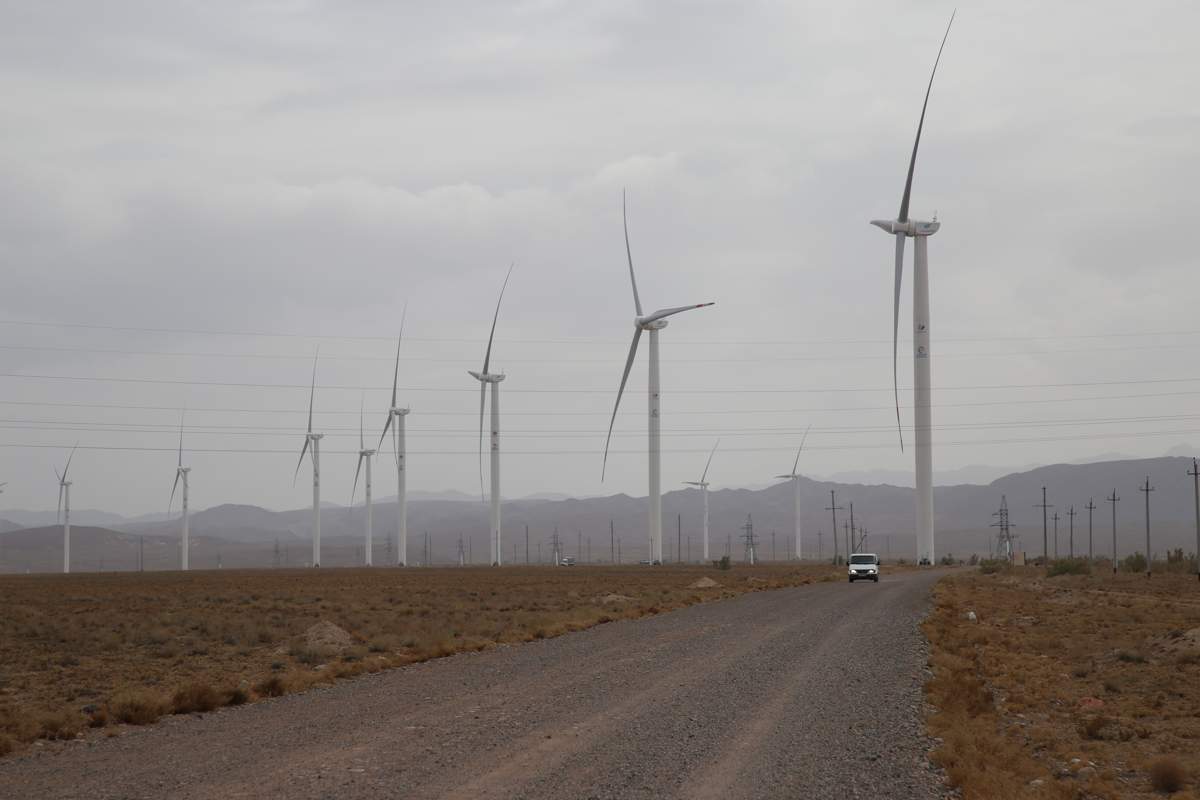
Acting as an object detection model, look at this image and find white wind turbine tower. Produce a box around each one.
[351,400,375,567]
[294,350,324,567]
[168,413,191,570]
[603,192,715,565]
[469,266,513,567]
[774,425,812,561]
[870,13,954,567]
[378,309,410,567]
[54,444,77,574]
[682,440,720,563]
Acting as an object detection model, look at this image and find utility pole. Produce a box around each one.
[843,520,850,556]
[741,515,757,565]
[1106,490,1119,574]
[1139,477,1154,578]
[1052,512,1060,559]
[1189,459,1200,582]
[1085,499,1096,562]
[990,495,1015,563]
[826,490,843,565]
[610,519,615,564]
[848,502,856,557]
[1034,487,1053,564]
[1067,506,1077,559]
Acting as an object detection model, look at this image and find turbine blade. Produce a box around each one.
[378,412,394,452]
[623,189,644,317]
[62,443,77,482]
[293,437,310,486]
[792,423,813,475]
[350,453,364,508]
[177,411,185,468]
[390,309,405,408]
[57,483,64,524]
[893,232,906,452]
[700,438,720,483]
[476,380,487,501]
[643,303,714,324]
[602,327,643,480]
[307,347,319,434]
[359,395,365,451]
[169,470,181,517]
[898,10,954,223]
[482,264,514,376]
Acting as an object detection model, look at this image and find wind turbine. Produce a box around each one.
[54,444,77,574]
[294,350,323,567]
[378,309,410,567]
[774,425,812,561]
[603,191,715,564]
[869,13,954,566]
[469,266,513,567]
[168,412,191,570]
[351,399,375,567]
[682,440,720,563]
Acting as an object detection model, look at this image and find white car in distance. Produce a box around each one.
[848,553,881,583]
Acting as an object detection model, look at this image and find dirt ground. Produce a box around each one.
[0,563,836,756]
[925,566,1200,799]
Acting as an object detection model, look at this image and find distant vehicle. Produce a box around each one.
[559,556,576,566]
[848,553,881,583]
[637,559,652,565]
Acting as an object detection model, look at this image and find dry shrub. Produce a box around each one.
[1149,756,1187,793]
[224,686,249,706]
[37,709,83,741]
[255,675,286,698]
[110,690,168,725]
[171,682,221,714]
[86,707,108,728]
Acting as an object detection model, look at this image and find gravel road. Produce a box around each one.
[0,569,946,799]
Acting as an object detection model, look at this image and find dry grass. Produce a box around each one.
[924,566,1200,799]
[0,563,833,756]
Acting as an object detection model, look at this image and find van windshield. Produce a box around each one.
[850,555,876,564]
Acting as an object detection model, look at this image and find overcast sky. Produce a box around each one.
[2,0,1199,516]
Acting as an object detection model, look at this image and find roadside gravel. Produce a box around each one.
[0,570,946,799]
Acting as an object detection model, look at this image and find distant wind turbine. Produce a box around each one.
[869,12,954,566]
[168,412,191,570]
[603,191,714,564]
[351,399,375,567]
[294,349,323,567]
[378,308,410,567]
[682,440,720,563]
[55,444,77,574]
[775,425,812,561]
[469,266,513,566]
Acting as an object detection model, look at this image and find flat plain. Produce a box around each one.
[926,565,1200,799]
[0,563,836,757]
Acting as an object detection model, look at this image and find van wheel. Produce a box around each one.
[847,576,854,583]
[873,576,879,583]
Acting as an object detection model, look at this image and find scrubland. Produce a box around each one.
[925,564,1200,799]
[0,563,833,756]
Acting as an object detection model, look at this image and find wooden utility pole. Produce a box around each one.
[825,490,843,565]
[848,503,856,556]
[1052,512,1060,559]
[1189,459,1200,582]
[1106,490,1119,574]
[1084,499,1096,562]
[1034,487,1053,563]
[1138,477,1154,577]
[1067,506,1077,559]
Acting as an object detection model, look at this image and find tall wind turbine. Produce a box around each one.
[603,191,715,564]
[469,266,513,567]
[168,413,191,570]
[378,309,409,567]
[774,425,812,561]
[682,440,720,563]
[351,400,375,567]
[869,13,954,567]
[55,444,77,574]
[294,350,323,567]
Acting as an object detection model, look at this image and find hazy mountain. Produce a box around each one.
[5,455,1199,573]
[0,508,134,528]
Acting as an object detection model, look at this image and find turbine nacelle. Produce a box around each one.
[468,370,506,384]
[776,474,800,481]
[388,407,411,417]
[359,449,376,457]
[870,219,941,237]
[637,317,669,331]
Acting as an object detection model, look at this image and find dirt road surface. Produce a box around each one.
[0,570,946,799]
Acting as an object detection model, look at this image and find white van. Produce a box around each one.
[848,553,881,583]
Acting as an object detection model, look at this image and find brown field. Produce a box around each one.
[0,562,837,757]
[925,565,1200,799]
